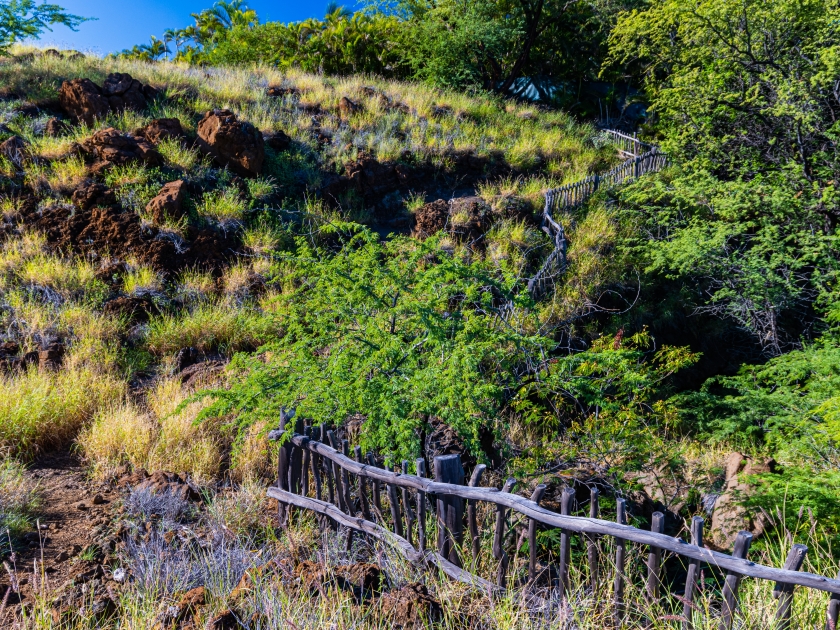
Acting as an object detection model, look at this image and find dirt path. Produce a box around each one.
[1,452,119,613]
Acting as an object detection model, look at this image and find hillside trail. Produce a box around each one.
[1,452,119,612]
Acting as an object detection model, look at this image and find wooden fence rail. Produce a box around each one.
[527,130,669,298]
[267,419,840,629]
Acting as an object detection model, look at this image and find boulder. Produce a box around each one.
[72,181,118,211]
[45,117,70,137]
[59,73,156,126]
[145,180,187,223]
[101,72,157,113]
[413,199,448,237]
[196,109,264,177]
[82,127,163,170]
[266,85,300,98]
[709,452,776,549]
[379,583,442,628]
[136,118,185,145]
[152,585,205,630]
[59,78,110,126]
[44,49,62,58]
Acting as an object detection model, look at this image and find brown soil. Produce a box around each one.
[0,453,120,617]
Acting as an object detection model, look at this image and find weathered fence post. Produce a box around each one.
[416,458,427,551]
[614,498,627,628]
[301,425,311,497]
[276,408,295,526]
[326,431,348,512]
[682,516,704,630]
[494,478,517,588]
[528,484,547,584]
[289,416,304,496]
[558,487,576,600]
[354,446,372,521]
[309,429,323,502]
[646,512,665,600]
[468,464,487,562]
[386,466,404,538]
[586,487,600,594]
[773,544,808,630]
[401,461,415,547]
[434,455,465,566]
[367,453,383,520]
[340,440,354,513]
[320,424,337,509]
[719,531,753,630]
[827,571,840,630]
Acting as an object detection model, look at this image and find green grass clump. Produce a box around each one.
[145,301,274,355]
[0,458,39,546]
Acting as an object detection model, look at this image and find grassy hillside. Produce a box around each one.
[0,43,838,629]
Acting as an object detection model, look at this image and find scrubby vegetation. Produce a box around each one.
[0,0,837,627]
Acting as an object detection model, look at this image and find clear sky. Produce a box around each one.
[29,1,338,56]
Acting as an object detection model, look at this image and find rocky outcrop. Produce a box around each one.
[263,130,292,152]
[709,452,776,549]
[81,127,163,171]
[101,73,158,113]
[145,180,187,223]
[39,342,65,371]
[196,109,264,177]
[130,471,201,503]
[413,199,449,237]
[59,73,157,125]
[136,118,185,145]
[59,78,110,125]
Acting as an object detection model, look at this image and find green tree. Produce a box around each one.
[0,0,91,54]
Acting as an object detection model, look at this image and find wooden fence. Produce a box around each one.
[267,415,840,630]
[528,131,669,298]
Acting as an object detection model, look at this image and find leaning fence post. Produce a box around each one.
[468,464,487,562]
[558,486,576,600]
[416,458,427,551]
[682,516,704,630]
[301,425,311,497]
[401,461,415,547]
[586,487,600,594]
[773,544,808,630]
[320,424,337,508]
[367,453,383,520]
[614,498,627,628]
[326,431,348,513]
[528,484,547,584]
[494,478,517,588]
[826,571,840,630]
[276,409,295,526]
[646,512,665,600]
[289,416,304,495]
[434,455,465,566]
[354,446,372,521]
[719,531,753,630]
[310,429,323,502]
[386,469,404,538]
[341,440,354,513]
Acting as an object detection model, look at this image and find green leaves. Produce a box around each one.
[0,0,92,54]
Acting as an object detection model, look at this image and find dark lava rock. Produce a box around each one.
[379,582,442,628]
[72,181,118,211]
[135,118,185,145]
[196,109,264,177]
[45,117,70,137]
[81,127,163,170]
[413,199,449,237]
[58,78,110,126]
[145,180,187,223]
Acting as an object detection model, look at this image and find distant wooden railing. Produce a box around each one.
[267,413,840,630]
[527,130,669,298]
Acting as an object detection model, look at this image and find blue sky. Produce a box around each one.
[30,1,338,55]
